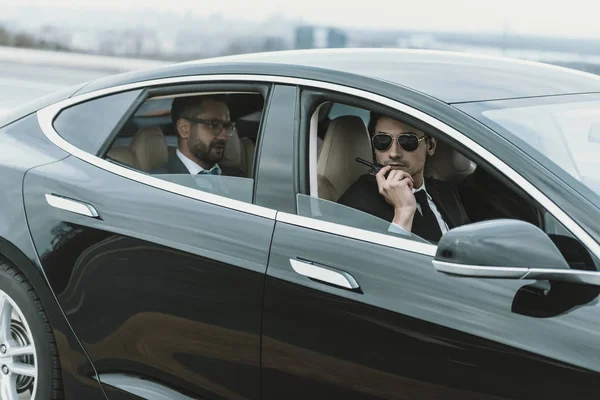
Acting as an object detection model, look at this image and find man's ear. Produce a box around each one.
[426,136,437,155]
[177,118,190,139]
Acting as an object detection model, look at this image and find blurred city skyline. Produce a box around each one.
[2,0,600,76]
[2,0,600,38]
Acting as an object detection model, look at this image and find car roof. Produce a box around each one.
[76,49,600,104]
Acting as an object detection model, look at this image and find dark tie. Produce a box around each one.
[412,190,443,242]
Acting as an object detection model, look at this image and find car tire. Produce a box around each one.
[0,259,63,399]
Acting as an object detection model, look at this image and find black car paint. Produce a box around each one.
[23,155,274,399]
[262,222,600,399]
[253,84,299,213]
[0,116,109,399]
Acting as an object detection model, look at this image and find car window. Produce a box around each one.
[456,95,600,204]
[297,95,600,268]
[102,90,265,205]
[53,90,142,154]
[303,99,440,245]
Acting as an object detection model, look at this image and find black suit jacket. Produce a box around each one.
[153,155,245,177]
[337,174,470,231]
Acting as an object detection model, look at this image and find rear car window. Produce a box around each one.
[53,90,142,154]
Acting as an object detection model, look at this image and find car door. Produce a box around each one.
[260,86,600,399]
[24,81,287,399]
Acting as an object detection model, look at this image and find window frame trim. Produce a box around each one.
[36,73,600,260]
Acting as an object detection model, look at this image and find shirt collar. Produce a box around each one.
[412,180,432,201]
[176,149,221,175]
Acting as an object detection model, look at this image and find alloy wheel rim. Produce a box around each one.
[0,289,38,400]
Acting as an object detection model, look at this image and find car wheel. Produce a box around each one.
[0,259,63,399]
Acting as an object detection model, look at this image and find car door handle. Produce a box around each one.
[45,194,100,218]
[289,259,360,290]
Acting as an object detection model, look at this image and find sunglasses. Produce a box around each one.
[372,132,427,152]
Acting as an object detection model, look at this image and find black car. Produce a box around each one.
[1,48,600,400]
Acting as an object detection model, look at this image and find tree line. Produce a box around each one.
[0,25,69,51]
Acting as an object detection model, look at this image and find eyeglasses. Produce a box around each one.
[184,117,236,136]
[372,132,427,152]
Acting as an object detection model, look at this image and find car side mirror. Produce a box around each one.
[432,219,600,286]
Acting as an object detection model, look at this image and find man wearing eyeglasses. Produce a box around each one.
[155,95,244,177]
[337,112,469,243]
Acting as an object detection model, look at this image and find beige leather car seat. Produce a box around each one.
[424,139,476,183]
[239,137,255,177]
[317,116,373,201]
[106,146,141,170]
[219,128,246,176]
[129,127,169,172]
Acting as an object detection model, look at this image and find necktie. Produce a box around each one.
[412,190,443,242]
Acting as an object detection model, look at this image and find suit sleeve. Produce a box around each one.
[337,178,375,216]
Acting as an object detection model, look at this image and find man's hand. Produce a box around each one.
[376,166,416,231]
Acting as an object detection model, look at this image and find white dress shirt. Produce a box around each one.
[176,149,222,175]
[388,180,449,237]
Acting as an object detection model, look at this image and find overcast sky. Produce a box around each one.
[2,0,600,38]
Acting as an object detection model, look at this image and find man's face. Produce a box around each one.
[183,100,232,166]
[373,117,436,180]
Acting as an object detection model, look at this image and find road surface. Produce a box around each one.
[0,60,118,116]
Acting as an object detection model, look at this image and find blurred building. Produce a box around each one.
[327,28,347,48]
[295,25,315,49]
[295,25,347,49]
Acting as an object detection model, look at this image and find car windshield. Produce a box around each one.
[456,93,600,201]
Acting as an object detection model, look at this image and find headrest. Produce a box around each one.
[107,147,140,170]
[317,115,372,199]
[425,140,476,183]
[130,127,168,172]
[219,127,242,170]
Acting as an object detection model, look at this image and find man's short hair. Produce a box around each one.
[368,111,429,139]
[171,94,228,131]
[368,111,382,136]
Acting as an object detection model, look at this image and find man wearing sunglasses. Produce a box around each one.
[155,95,244,177]
[337,112,469,242]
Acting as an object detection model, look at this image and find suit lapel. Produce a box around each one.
[168,156,190,174]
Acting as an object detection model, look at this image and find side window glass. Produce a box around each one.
[103,91,264,205]
[296,194,429,244]
[53,90,142,154]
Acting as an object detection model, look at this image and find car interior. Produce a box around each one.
[103,92,265,178]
